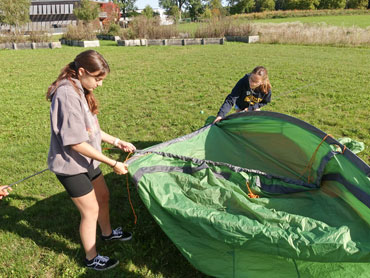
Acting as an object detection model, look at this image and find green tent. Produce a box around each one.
[127,111,370,278]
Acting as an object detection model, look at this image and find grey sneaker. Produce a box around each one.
[101,227,133,241]
[85,254,119,271]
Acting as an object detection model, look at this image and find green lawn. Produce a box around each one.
[0,41,369,277]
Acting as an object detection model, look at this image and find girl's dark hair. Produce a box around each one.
[46,50,110,115]
[251,66,271,94]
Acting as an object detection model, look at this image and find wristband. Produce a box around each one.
[113,138,120,147]
[111,161,118,168]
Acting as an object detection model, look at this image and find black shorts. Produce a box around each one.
[56,166,102,198]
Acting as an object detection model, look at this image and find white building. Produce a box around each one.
[136,8,173,25]
[28,0,79,32]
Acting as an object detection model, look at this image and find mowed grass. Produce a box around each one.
[0,41,369,278]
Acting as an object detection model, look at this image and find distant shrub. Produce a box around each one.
[123,16,179,39]
[0,30,50,43]
[225,23,254,36]
[63,22,97,41]
[118,28,135,40]
[0,31,26,43]
[107,23,121,36]
[194,18,254,38]
[194,18,228,37]
[29,31,50,43]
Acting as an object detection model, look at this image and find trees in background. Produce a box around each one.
[255,0,276,11]
[73,0,99,23]
[318,0,345,9]
[275,0,319,10]
[168,5,182,22]
[142,5,155,17]
[115,0,137,19]
[346,0,368,8]
[187,0,204,21]
[157,0,369,20]
[228,0,255,14]
[0,0,30,29]
[160,0,187,18]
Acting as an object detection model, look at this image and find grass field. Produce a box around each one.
[253,14,370,28]
[177,14,370,34]
[0,39,369,277]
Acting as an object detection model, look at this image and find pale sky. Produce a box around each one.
[134,0,227,10]
[136,0,160,9]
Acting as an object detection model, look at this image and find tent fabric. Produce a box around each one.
[337,137,365,154]
[127,111,370,278]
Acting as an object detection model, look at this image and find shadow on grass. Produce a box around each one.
[0,191,82,263]
[0,141,210,277]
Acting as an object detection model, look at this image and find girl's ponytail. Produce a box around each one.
[46,50,109,115]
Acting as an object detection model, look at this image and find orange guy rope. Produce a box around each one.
[124,152,137,225]
[246,181,259,199]
[300,134,332,183]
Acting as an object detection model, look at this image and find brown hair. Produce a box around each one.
[46,50,110,115]
[250,66,271,94]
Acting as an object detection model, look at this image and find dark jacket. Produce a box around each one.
[217,74,272,118]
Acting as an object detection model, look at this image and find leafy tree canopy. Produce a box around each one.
[159,0,187,12]
[73,0,99,22]
[115,0,137,19]
[142,4,154,18]
[346,0,368,8]
[187,0,204,21]
[0,0,30,27]
[228,0,255,14]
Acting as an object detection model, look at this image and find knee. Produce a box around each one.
[81,202,99,221]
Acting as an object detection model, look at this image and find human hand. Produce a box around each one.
[213,116,222,124]
[112,161,128,175]
[116,140,136,153]
[0,185,12,200]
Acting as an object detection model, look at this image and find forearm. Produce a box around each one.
[100,130,117,145]
[71,142,116,167]
[100,130,136,153]
[217,96,235,118]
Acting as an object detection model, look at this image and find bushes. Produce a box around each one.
[194,18,254,38]
[62,22,97,41]
[120,16,179,39]
[99,23,121,36]
[0,30,50,43]
[194,18,229,37]
[28,31,50,43]
[0,31,26,43]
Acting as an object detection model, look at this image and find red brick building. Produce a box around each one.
[94,0,121,26]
